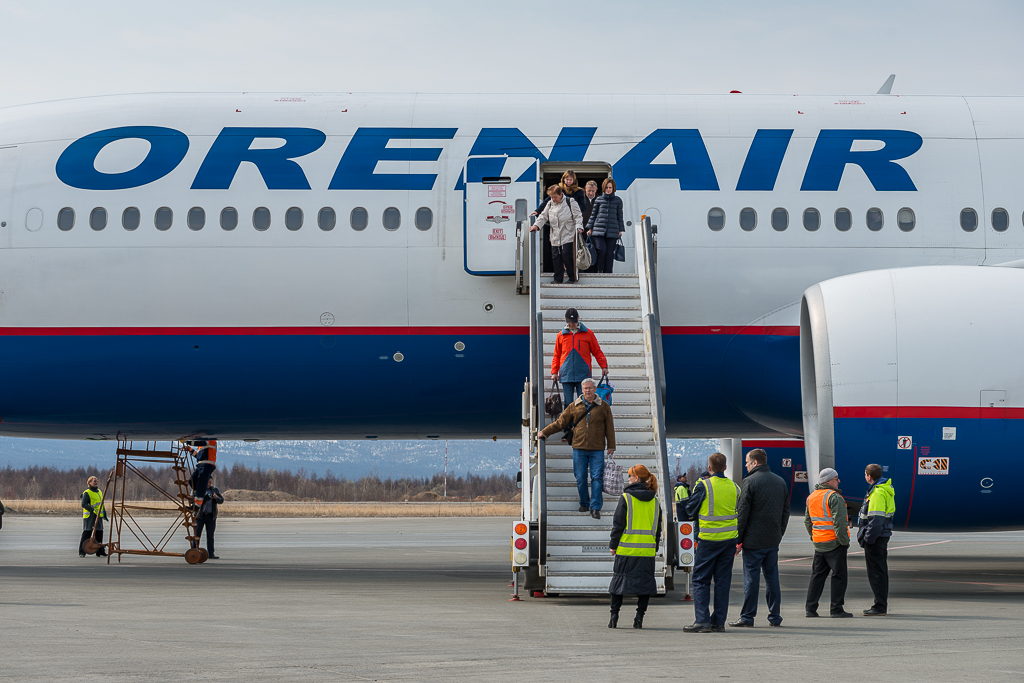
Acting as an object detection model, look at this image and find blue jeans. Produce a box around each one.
[562,381,582,408]
[739,546,782,625]
[692,538,735,626]
[572,449,605,510]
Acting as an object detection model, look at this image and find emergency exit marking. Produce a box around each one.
[918,457,950,475]
[782,458,792,468]
[942,427,956,440]
[897,436,913,450]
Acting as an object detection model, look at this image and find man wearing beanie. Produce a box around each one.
[804,468,852,618]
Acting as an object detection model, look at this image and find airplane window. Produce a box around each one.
[318,207,336,231]
[707,207,725,231]
[253,207,271,231]
[959,208,977,232]
[122,207,140,231]
[803,208,820,231]
[350,207,368,231]
[187,207,206,231]
[739,208,757,231]
[383,207,401,231]
[57,207,75,231]
[415,207,433,231]
[866,208,884,232]
[220,207,238,231]
[834,208,852,231]
[90,207,107,231]
[155,207,173,231]
[992,208,1009,232]
[771,208,788,231]
[285,207,303,231]
[897,208,915,232]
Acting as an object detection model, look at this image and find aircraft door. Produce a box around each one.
[463,156,539,275]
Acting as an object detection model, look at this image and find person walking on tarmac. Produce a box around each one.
[858,463,895,616]
[805,468,852,618]
[550,307,609,412]
[193,475,224,559]
[608,464,662,629]
[682,452,742,633]
[78,476,107,558]
[674,473,690,522]
[730,448,790,628]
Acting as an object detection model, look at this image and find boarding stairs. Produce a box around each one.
[516,218,676,595]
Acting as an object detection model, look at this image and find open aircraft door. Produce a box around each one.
[463,155,539,275]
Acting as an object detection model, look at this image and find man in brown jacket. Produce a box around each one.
[539,378,615,519]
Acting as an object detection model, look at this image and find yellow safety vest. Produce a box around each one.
[674,484,689,502]
[616,493,660,557]
[697,476,740,541]
[82,488,106,519]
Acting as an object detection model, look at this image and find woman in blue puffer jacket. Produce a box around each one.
[586,178,625,273]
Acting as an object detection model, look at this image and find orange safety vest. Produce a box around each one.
[808,488,839,543]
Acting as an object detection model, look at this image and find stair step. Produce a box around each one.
[541,294,640,299]
[541,305,640,311]
[540,283,640,289]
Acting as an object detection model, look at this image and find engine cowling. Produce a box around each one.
[800,265,1024,531]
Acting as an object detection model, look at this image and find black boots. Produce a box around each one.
[633,613,644,629]
[608,614,618,629]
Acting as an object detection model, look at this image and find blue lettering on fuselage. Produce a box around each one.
[800,130,923,191]
[329,128,457,190]
[56,126,189,191]
[736,129,794,191]
[191,127,326,190]
[612,129,719,191]
[55,125,923,192]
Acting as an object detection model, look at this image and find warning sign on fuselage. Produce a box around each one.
[917,457,949,475]
[897,436,913,450]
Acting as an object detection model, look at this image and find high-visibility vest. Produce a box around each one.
[674,484,689,502]
[696,476,741,541]
[82,488,106,519]
[616,493,660,557]
[808,488,839,543]
[860,479,896,523]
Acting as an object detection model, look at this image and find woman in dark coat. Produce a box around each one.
[586,178,625,273]
[608,464,662,628]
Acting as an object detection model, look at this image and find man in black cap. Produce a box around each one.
[550,307,608,410]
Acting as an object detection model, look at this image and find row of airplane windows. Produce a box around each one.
[707,207,1018,233]
[47,206,435,232]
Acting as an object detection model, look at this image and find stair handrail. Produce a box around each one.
[529,224,548,571]
[634,216,677,567]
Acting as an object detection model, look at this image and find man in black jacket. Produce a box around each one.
[194,478,224,559]
[729,449,790,627]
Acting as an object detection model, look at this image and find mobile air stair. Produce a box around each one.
[512,218,678,596]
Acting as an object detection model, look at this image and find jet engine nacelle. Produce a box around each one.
[800,265,1024,531]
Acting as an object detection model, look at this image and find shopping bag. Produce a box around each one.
[614,235,626,262]
[595,377,614,405]
[603,453,625,497]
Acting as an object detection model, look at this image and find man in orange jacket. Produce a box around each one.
[551,307,609,409]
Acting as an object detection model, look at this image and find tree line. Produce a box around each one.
[0,463,518,502]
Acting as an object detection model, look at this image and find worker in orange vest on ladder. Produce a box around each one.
[804,468,853,618]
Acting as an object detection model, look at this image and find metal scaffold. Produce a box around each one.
[104,438,208,564]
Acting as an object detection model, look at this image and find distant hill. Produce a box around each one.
[0,436,720,479]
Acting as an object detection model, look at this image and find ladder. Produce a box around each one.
[516,217,675,595]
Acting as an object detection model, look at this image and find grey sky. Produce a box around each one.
[0,0,1020,109]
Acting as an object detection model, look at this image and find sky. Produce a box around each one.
[0,0,1021,109]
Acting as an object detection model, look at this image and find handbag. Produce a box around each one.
[575,230,592,270]
[595,377,614,405]
[544,379,562,417]
[603,453,625,497]
[614,234,625,262]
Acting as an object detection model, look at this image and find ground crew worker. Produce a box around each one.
[187,440,218,508]
[674,473,690,522]
[858,463,895,616]
[682,452,741,633]
[608,464,662,629]
[804,468,851,618]
[78,476,107,558]
[194,476,224,559]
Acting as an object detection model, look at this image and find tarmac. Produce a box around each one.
[2,516,1024,682]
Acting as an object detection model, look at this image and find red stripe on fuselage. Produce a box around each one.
[834,406,1024,419]
[0,326,530,336]
[741,440,804,448]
